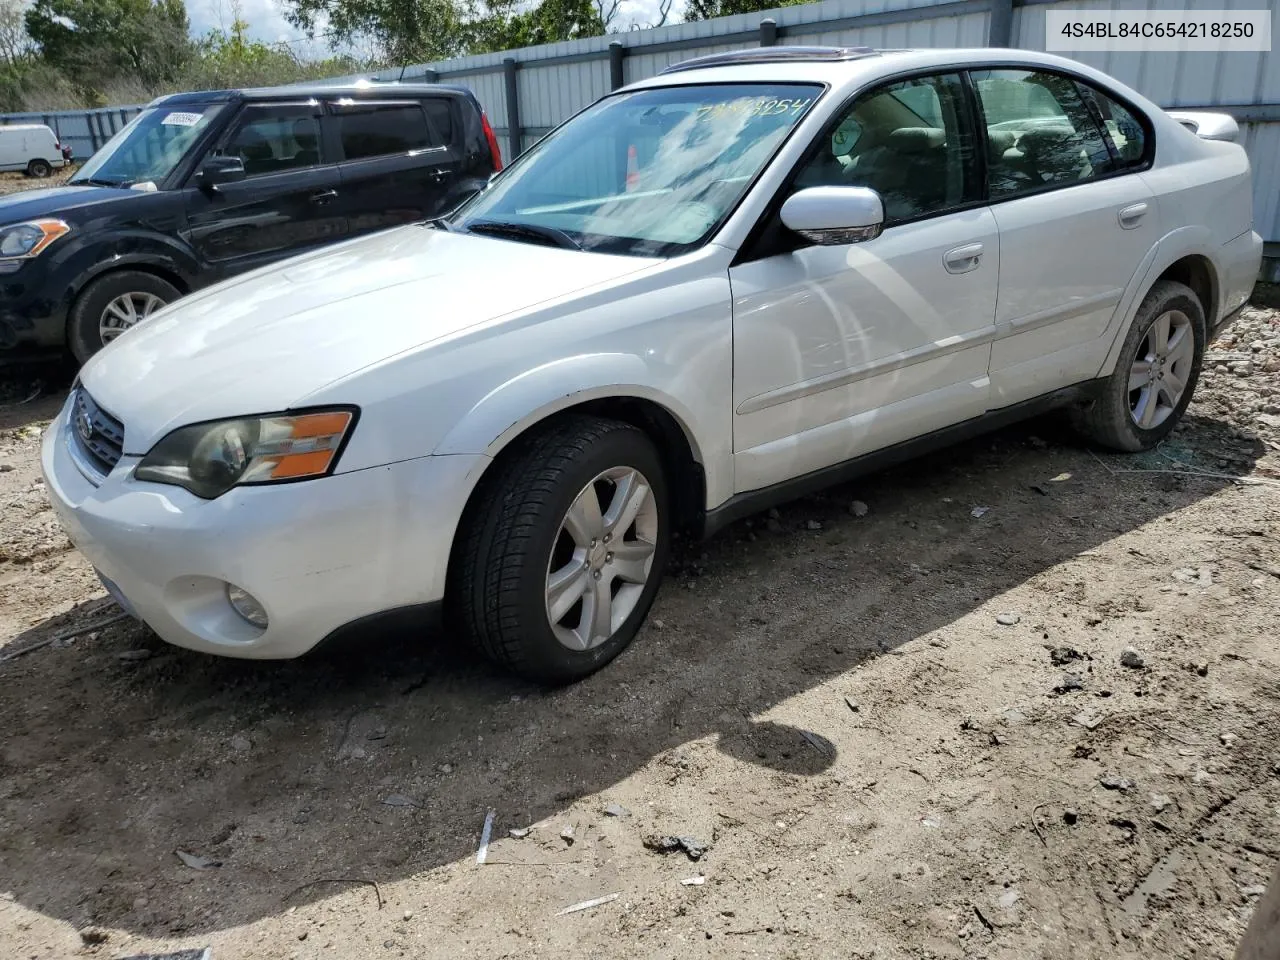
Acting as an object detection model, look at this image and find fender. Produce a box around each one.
[55,230,201,307]
[1095,225,1221,378]
[432,351,726,503]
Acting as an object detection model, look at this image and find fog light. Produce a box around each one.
[227,584,268,628]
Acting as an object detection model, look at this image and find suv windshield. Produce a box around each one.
[71,104,225,187]
[452,83,823,257]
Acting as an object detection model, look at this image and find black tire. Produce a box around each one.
[27,158,52,178]
[449,414,671,684]
[67,271,180,365]
[1071,280,1206,452]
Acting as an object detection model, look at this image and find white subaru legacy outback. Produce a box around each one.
[43,47,1261,683]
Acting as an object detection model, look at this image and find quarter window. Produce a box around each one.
[972,69,1113,200]
[423,99,455,144]
[792,72,980,224]
[335,103,442,160]
[221,105,322,177]
[1081,85,1147,169]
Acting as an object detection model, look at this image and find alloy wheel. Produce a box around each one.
[99,292,166,345]
[545,466,659,651]
[1128,309,1194,430]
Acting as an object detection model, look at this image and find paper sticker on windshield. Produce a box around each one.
[161,111,203,127]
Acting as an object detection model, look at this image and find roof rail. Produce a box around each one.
[661,46,879,74]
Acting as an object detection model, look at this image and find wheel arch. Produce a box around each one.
[68,259,192,304]
[439,374,710,537]
[1097,228,1223,377]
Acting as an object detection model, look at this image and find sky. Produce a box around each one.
[188,0,687,56]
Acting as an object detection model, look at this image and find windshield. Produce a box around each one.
[72,104,225,187]
[452,83,823,256]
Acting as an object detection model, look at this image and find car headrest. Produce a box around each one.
[889,127,945,154]
[292,119,317,146]
[986,129,1016,160]
[1017,124,1077,157]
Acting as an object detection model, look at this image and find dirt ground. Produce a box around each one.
[0,166,78,196]
[2,296,1280,960]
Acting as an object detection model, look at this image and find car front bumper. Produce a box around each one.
[41,395,488,658]
[0,257,67,351]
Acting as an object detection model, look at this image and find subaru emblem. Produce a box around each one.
[76,408,94,442]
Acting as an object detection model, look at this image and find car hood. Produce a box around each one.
[0,184,128,223]
[80,225,659,453]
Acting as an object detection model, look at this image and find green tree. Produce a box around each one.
[0,0,33,66]
[287,0,468,64]
[468,0,604,52]
[24,0,192,91]
[287,0,612,64]
[190,11,367,88]
[684,0,805,21]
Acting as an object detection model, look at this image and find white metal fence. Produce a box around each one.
[3,0,1277,254]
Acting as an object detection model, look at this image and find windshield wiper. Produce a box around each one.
[464,219,582,251]
[70,177,125,188]
[426,217,456,232]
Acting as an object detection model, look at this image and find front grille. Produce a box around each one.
[70,387,125,476]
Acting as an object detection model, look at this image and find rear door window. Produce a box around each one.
[971,69,1113,201]
[333,102,444,160]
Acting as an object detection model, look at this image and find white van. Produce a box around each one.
[0,124,69,177]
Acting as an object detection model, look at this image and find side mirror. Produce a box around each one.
[198,155,246,189]
[780,186,884,245]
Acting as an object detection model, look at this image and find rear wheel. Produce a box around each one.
[67,271,180,365]
[27,159,52,178]
[450,414,670,684]
[1071,280,1205,451]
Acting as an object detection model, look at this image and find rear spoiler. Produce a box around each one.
[1166,110,1240,143]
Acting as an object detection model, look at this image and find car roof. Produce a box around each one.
[0,124,55,132]
[151,82,472,107]
[629,47,1118,92]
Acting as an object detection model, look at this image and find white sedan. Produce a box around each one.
[43,47,1261,683]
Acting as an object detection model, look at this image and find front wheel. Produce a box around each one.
[1071,280,1206,452]
[450,415,670,684]
[27,158,52,178]
[67,271,180,365]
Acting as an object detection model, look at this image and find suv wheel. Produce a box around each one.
[27,159,52,178]
[1072,280,1206,451]
[451,414,670,684]
[67,271,180,365]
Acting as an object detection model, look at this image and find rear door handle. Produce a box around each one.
[310,189,338,205]
[1118,202,1149,229]
[943,242,984,274]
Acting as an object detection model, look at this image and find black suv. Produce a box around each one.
[0,83,503,363]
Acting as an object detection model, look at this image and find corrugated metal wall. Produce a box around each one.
[2,0,1276,247]
[0,106,141,162]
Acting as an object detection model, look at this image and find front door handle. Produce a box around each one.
[943,242,984,274]
[1118,202,1149,229]
[310,189,338,205]
[426,168,448,183]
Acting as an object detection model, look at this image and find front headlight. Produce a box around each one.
[0,219,71,259]
[135,408,357,499]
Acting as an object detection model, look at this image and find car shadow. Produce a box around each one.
[0,359,72,432]
[0,409,1263,939]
